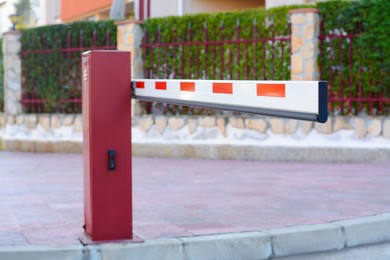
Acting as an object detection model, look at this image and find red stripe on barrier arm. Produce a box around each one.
[135,82,145,88]
[257,83,285,97]
[180,82,195,92]
[155,81,167,90]
[212,82,233,94]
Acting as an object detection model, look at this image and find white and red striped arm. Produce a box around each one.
[131,80,328,123]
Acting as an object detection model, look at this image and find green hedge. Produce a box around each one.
[0,38,3,112]
[20,21,117,113]
[141,5,309,115]
[317,0,390,115]
[142,5,308,82]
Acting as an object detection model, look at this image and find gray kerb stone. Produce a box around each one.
[100,239,183,260]
[179,232,272,260]
[270,223,344,257]
[335,213,390,247]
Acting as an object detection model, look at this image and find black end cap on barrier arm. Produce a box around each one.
[317,81,328,123]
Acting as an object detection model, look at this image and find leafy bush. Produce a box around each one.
[20,21,117,113]
[142,5,308,81]
[317,0,390,115]
[141,5,308,115]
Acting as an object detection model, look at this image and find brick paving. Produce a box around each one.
[0,151,389,246]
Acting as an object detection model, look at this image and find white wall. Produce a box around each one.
[150,0,178,18]
[265,0,321,9]
[149,0,264,18]
[0,0,17,34]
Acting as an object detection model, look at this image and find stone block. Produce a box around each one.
[291,75,303,81]
[333,116,352,132]
[245,118,267,133]
[199,116,216,127]
[284,119,298,134]
[291,35,304,53]
[53,141,83,153]
[304,59,315,74]
[304,74,314,81]
[217,117,227,137]
[271,224,344,257]
[35,141,55,153]
[269,118,284,134]
[7,41,21,54]
[306,12,316,22]
[138,116,154,133]
[188,117,198,134]
[291,25,301,35]
[291,54,303,74]
[155,116,167,134]
[354,118,366,138]
[25,114,38,129]
[7,115,15,125]
[169,117,186,131]
[38,114,51,132]
[126,34,135,45]
[383,118,390,138]
[367,118,382,137]
[335,213,390,247]
[0,244,84,260]
[291,14,306,24]
[15,115,24,125]
[101,239,183,260]
[0,114,5,127]
[51,114,60,128]
[301,42,315,59]
[303,23,315,40]
[229,117,245,129]
[132,99,143,116]
[180,232,271,260]
[4,139,34,152]
[315,118,332,134]
[73,115,83,133]
[62,115,74,126]
[300,121,313,135]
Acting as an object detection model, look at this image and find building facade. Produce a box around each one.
[61,0,322,23]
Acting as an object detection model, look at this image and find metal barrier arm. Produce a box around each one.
[82,51,328,242]
[132,79,328,123]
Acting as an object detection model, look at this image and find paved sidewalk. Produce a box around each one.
[0,152,390,258]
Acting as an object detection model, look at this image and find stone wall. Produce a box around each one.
[2,31,22,116]
[0,113,82,152]
[290,8,320,81]
[1,113,389,153]
[134,115,390,140]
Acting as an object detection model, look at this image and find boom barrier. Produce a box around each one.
[81,50,327,241]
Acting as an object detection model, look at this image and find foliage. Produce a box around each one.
[20,21,117,113]
[317,0,390,115]
[0,38,3,112]
[141,5,308,115]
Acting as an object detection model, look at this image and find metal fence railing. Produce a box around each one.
[141,20,291,115]
[20,31,116,113]
[319,26,389,115]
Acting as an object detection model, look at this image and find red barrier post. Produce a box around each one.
[82,51,132,241]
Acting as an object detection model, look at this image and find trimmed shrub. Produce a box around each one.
[318,0,390,115]
[20,21,117,113]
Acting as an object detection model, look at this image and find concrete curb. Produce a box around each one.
[2,139,390,163]
[132,143,390,163]
[1,213,390,260]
